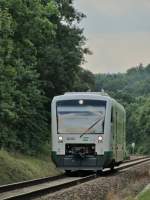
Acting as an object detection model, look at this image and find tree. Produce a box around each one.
[0,0,57,154]
[95,64,150,154]
[0,0,92,154]
[37,0,89,99]
[73,68,95,91]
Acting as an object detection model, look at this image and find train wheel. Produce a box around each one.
[110,165,114,171]
[65,170,71,176]
[110,160,115,171]
[96,170,102,176]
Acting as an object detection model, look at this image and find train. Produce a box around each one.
[51,92,126,174]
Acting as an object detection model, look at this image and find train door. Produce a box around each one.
[116,110,124,161]
[112,107,122,162]
[115,111,120,162]
[112,106,117,161]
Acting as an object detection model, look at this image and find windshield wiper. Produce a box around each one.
[80,116,104,138]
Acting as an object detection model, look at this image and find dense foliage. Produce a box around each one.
[95,64,150,154]
[0,0,94,154]
[0,0,149,156]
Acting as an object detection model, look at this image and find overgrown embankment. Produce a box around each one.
[136,184,150,200]
[0,150,59,185]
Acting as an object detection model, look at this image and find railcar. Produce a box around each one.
[51,92,126,173]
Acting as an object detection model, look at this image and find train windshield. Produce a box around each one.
[56,100,106,134]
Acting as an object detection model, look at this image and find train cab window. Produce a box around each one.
[56,100,106,134]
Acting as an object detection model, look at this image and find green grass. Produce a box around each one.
[138,189,150,200]
[126,188,150,200]
[0,150,60,185]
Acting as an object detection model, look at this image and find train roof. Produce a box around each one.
[52,92,125,112]
[52,92,113,102]
[64,92,109,96]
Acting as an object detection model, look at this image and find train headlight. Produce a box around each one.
[79,100,84,105]
[98,136,103,142]
[58,136,63,142]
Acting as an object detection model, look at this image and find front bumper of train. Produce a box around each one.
[51,151,113,170]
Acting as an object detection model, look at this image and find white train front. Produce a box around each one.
[51,92,126,173]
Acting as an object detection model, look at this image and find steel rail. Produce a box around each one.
[118,157,150,171]
[123,155,149,164]
[0,174,65,193]
[1,175,96,200]
[0,157,149,200]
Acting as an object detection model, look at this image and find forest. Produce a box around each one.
[0,0,94,155]
[95,64,150,154]
[0,0,149,156]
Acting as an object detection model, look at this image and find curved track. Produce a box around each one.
[0,156,149,200]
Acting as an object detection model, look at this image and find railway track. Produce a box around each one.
[0,156,150,200]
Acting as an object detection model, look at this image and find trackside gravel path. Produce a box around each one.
[37,161,150,200]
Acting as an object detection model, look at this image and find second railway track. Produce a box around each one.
[0,156,150,200]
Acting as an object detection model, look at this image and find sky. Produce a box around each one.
[74,0,150,73]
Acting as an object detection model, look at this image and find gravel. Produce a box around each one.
[36,161,150,200]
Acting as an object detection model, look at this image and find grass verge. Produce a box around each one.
[137,188,150,200]
[0,150,60,185]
